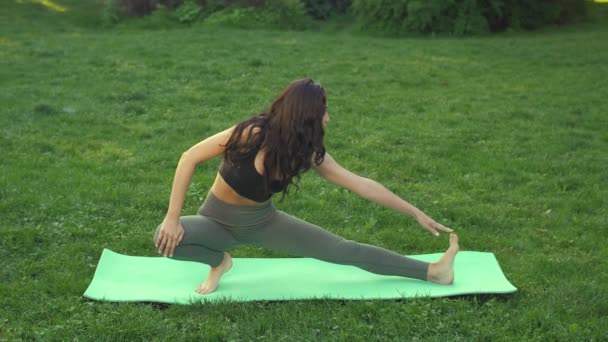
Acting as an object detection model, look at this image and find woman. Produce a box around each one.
[154,79,459,295]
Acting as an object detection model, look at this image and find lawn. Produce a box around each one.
[1,1,607,340]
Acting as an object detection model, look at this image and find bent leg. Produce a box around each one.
[245,211,429,281]
[154,215,239,267]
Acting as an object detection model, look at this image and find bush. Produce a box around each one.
[114,0,181,17]
[482,0,586,31]
[204,6,266,28]
[558,0,587,24]
[264,0,310,29]
[353,0,587,35]
[351,0,408,34]
[199,0,229,17]
[173,0,202,23]
[105,0,588,33]
[402,1,449,33]
[117,0,157,17]
[453,0,489,35]
[105,0,310,30]
[127,4,177,28]
[501,0,562,30]
[204,0,310,30]
[352,0,488,35]
[101,0,123,26]
[587,0,608,24]
[302,0,352,20]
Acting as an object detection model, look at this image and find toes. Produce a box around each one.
[196,284,207,294]
[195,282,217,295]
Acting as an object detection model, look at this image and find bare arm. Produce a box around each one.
[313,153,453,236]
[156,127,234,256]
[164,127,234,222]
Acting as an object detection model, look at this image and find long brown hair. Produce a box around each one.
[223,79,327,199]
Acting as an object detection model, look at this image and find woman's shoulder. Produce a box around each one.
[240,116,267,138]
[225,116,268,149]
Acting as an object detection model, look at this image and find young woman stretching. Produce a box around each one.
[154,79,459,295]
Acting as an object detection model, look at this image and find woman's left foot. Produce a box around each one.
[196,252,232,295]
[427,233,459,285]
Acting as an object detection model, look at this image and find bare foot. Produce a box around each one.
[196,252,232,295]
[427,233,459,285]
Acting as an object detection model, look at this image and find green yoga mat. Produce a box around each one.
[83,249,516,304]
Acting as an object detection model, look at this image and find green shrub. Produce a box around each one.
[302,0,352,20]
[204,6,264,28]
[403,0,489,34]
[353,0,587,35]
[173,0,202,23]
[127,4,178,29]
[558,0,587,23]
[402,0,452,33]
[104,0,587,33]
[200,0,229,17]
[103,0,184,19]
[117,0,157,17]
[352,0,408,34]
[101,0,123,26]
[587,0,608,24]
[264,0,310,29]
[503,0,562,30]
[482,0,585,30]
[453,0,490,34]
[480,0,508,31]
[204,0,309,30]
[353,0,488,35]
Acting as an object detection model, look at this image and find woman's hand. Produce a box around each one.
[155,219,185,257]
[416,213,454,237]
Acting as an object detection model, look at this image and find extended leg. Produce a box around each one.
[241,211,431,281]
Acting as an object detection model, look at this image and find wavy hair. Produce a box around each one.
[223,79,327,199]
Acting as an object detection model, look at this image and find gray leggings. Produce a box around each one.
[154,192,429,281]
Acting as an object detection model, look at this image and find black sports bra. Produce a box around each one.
[219,152,285,202]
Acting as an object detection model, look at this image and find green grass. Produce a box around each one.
[1,1,608,340]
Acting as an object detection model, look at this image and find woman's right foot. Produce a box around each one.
[196,252,232,295]
[427,233,459,285]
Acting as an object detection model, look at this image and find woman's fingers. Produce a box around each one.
[173,225,185,255]
[160,235,174,256]
[154,231,162,248]
[422,219,454,236]
[428,221,454,236]
[164,236,177,257]
[434,222,454,233]
[162,235,179,257]
[168,239,177,258]
[156,224,183,257]
[164,238,172,257]
[158,234,168,255]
